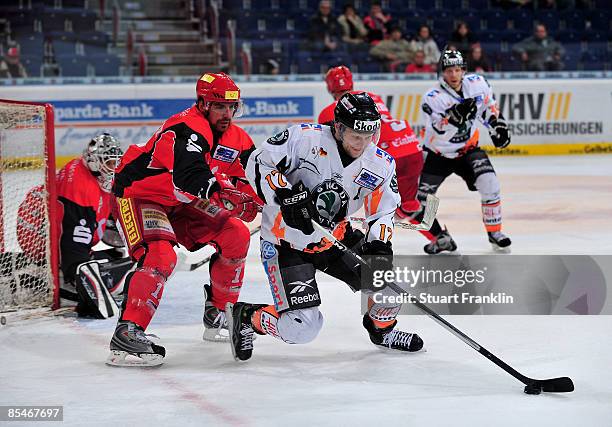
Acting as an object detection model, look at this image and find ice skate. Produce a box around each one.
[488,231,511,253]
[226,302,264,361]
[424,228,457,254]
[202,284,229,342]
[363,314,424,352]
[106,321,165,367]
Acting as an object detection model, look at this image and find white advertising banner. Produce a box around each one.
[2,77,611,166]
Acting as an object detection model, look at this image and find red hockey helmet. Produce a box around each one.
[196,72,243,117]
[196,72,241,102]
[325,66,354,95]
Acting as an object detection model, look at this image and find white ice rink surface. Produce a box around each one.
[2,155,612,426]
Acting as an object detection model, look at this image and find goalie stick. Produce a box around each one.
[312,221,574,395]
[350,194,440,231]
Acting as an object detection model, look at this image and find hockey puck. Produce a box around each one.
[524,383,542,395]
[0,316,6,326]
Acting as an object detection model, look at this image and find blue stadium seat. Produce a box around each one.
[52,35,77,56]
[90,54,121,76]
[15,33,44,57]
[415,0,435,11]
[594,0,612,9]
[221,0,250,9]
[431,17,454,34]
[56,54,89,76]
[20,54,43,77]
[483,10,508,31]
[70,10,97,33]
[355,59,383,73]
[587,13,610,32]
[581,60,605,71]
[62,0,87,8]
[7,11,38,35]
[466,0,488,9]
[42,11,69,32]
[500,29,528,44]
[557,30,580,43]
[441,0,463,9]
[560,10,586,31]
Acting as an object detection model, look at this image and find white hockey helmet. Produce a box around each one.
[83,133,123,192]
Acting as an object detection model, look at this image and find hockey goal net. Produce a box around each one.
[0,99,59,313]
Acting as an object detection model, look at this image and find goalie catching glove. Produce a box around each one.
[210,174,258,222]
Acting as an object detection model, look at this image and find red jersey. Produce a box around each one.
[113,105,255,206]
[317,91,420,158]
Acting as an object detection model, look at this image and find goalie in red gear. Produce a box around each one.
[17,133,128,316]
[318,65,434,242]
[106,72,261,366]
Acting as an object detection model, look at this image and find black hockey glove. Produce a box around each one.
[488,116,511,148]
[275,181,316,235]
[445,97,477,128]
[360,240,394,291]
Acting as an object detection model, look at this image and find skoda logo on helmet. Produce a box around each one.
[353,119,381,133]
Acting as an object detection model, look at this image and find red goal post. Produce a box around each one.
[0,99,59,312]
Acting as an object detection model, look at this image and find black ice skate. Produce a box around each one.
[488,231,511,253]
[202,284,228,342]
[226,302,265,361]
[363,314,424,352]
[424,228,457,254]
[106,321,165,367]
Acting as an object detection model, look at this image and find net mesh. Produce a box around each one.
[0,101,55,312]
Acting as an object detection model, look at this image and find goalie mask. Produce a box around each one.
[196,72,244,118]
[334,92,381,147]
[83,133,124,192]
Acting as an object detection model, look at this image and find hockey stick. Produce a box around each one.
[312,221,574,394]
[349,194,440,231]
[187,226,262,271]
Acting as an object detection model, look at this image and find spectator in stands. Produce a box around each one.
[405,49,435,73]
[512,23,565,71]
[448,21,478,58]
[370,27,415,72]
[363,2,392,45]
[410,25,441,66]
[0,47,27,78]
[264,59,280,75]
[308,0,342,52]
[337,3,368,46]
[466,44,492,72]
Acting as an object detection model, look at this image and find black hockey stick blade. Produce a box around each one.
[524,377,574,394]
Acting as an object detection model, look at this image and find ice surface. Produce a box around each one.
[1,155,611,426]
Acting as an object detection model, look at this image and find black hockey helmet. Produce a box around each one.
[438,49,466,72]
[334,92,381,134]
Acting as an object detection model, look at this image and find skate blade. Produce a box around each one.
[491,243,511,253]
[225,303,242,361]
[375,346,427,354]
[105,350,164,367]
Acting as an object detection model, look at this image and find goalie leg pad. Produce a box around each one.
[75,261,120,319]
[121,240,176,330]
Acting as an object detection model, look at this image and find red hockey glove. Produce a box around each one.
[211,175,258,222]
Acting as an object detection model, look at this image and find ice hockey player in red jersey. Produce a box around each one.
[106,72,259,366]
[318,66,435,241]
[17,133,129,318]
[226,92,424,361]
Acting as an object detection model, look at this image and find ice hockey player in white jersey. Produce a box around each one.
[415,49,512,254]
[226,92,424,361]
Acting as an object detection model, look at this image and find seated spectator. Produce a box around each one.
[0,47,28,78]
[363,1,392,45]
[512,23,565,71]
[449,21,478,58]
[410,25,441,65]
[370,27,415,72]
[308,0,342,52]
[405,50,435,73]
[466,44,492,72]
[264,59,280,75]
[337,3,368,46]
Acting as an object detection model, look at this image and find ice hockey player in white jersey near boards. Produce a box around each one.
[227,92,424,361]
[416,49,512,254]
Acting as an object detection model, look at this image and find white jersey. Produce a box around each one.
[246,123,400,252]
[421,74,498,159]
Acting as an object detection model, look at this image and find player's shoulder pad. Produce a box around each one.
[57,160,102,207]
[422,86,446,114]
[165,121,210,152]
[464,73,490,89]
[362,144,395,176]
[222,123,254,149]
